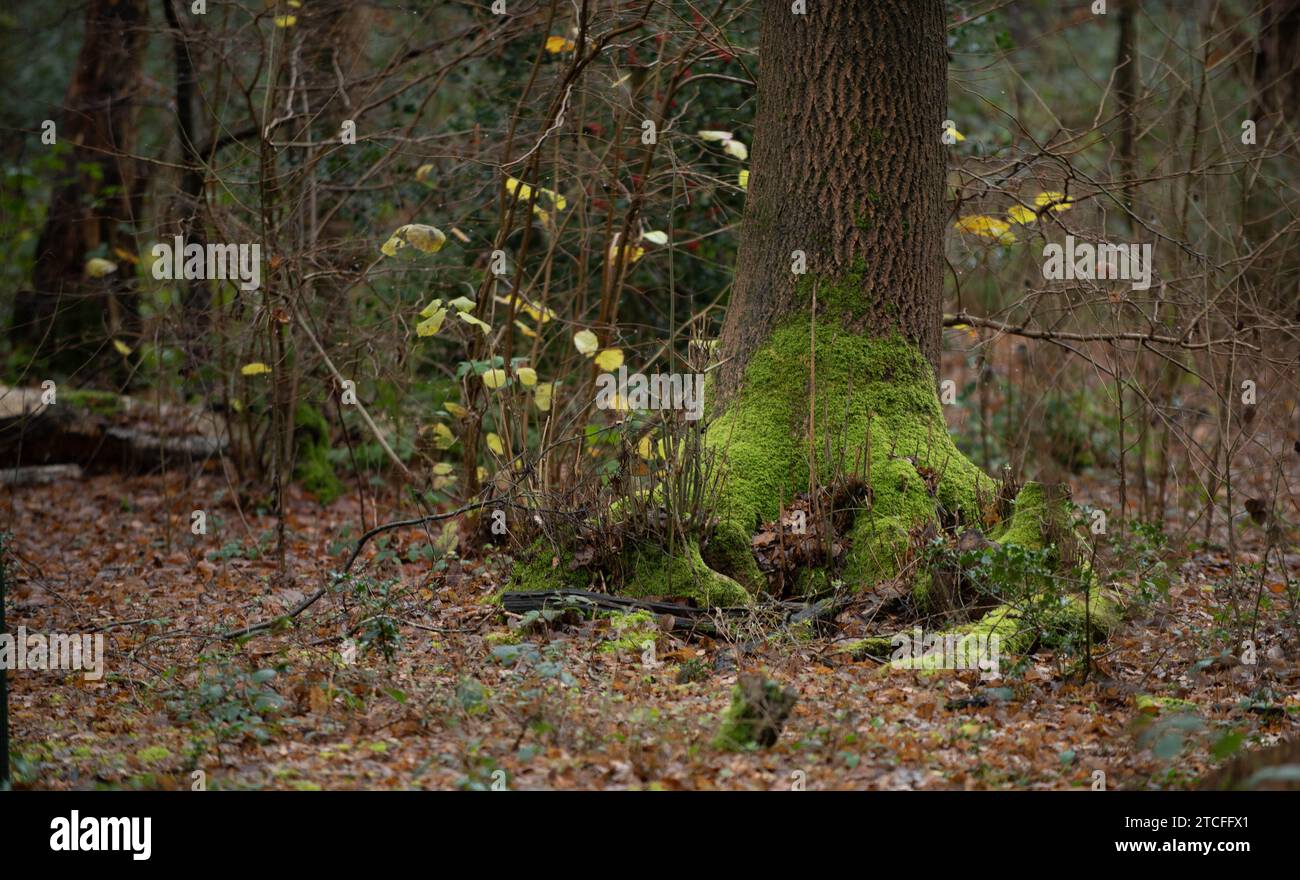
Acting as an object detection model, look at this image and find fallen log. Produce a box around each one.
[500,587,854,636]
[0,385,226,472]
[0,464,84,486]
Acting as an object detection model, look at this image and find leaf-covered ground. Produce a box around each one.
[4,468,1298,790]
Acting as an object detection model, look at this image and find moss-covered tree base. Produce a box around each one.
[704,326,991,594]
[509,322,1124,671]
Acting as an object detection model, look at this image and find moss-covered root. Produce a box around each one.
[833,482,1124,667]
[701,522,765,594]
[990,481,1056,550]
[713,674,798,750]
[832,590,1123,668]
[506,538,751,608]
[623,540,752,607]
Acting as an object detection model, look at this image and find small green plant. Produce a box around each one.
[164,653,286,751]
[330,571,403,661]
[1108,520,1171,605]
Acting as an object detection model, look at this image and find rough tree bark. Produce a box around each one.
[12,0,149,368]
[714,0,947,402]
[699,0,985,597]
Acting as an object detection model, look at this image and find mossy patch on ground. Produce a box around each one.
[712,675,798,750]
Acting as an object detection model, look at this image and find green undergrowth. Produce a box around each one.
[294,402,343,504]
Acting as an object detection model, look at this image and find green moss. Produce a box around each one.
[484,630,521,647]
[843,515,911,588]
[829,634,895,660]
[507,541,591,592]
[294,402,343,504]
[63,389,123,416]
[135,746,172,764]
[992,482,1049,549]
[791,566,833,597]
[1135,694,1198,714]
[599,610,659,654]
[1047,588,1124,644]
[506,537,748,607]
[712,677,798,751]
[704,312,989,590]
[622,540,751,607]
[701,522,765,594]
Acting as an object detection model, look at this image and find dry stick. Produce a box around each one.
[221,495,507,640]
[293,303,413,480]
[943,311,1258,352]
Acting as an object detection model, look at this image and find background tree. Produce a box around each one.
[12,0,149,370]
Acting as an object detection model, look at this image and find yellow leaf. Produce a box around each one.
[697,130,733,142]
[431,462,455,476]
[608,238,644,265]
[514,319,538,338]
[545,35,575,53]
[448,295,476,312]
[515,367,538,387]
[381,223,446,256]
[636,435,656,460]
[241,362,271,376]
[945,125,966,142]
[496,293,556,324]
[458,312,491,335]
[534,383,553,412]
[594,348,624,371]
[416,308,447,337]
[1034,191,1072,212]
[506,176,566,211]
[274,15,297,27]
[723,139,748,161]
[112,247,139,265]
[415,164,435,184]
[112,339,132,357]
[432,422,456,450]
[573,330,599,356]
[641,230,668,246]
[476,467,489,483]
[444,402,468,419]
[482,368,508,390]
[522,301,554,323]
[505,176,533,202]
[738,169,749,190]
[85,257,118,278]
[419,298,444,318]
[1006,205,1037,225]
[486,433,504,455]
[954,215,1012,240]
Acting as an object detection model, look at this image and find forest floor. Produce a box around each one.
[4,462,1298,791]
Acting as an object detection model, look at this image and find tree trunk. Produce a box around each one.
[12,0,148,367]
[702,0,980,591]
[715,0,948,405]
